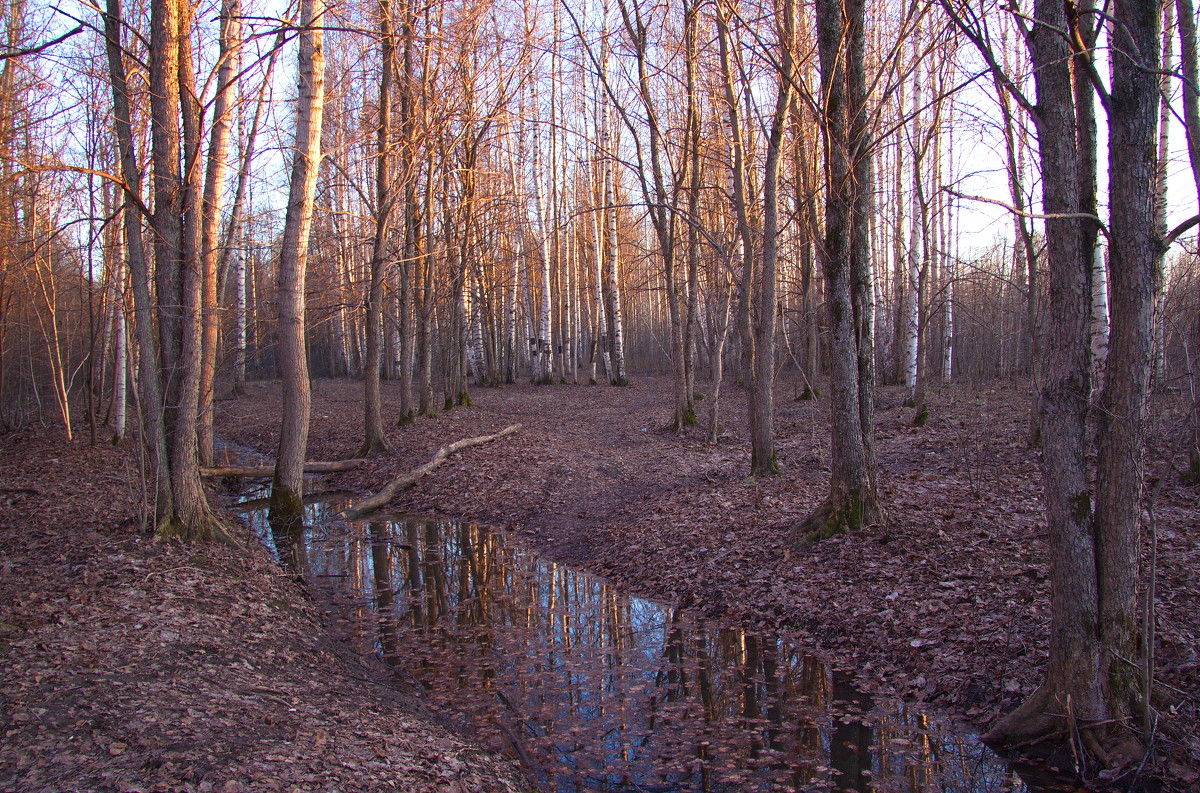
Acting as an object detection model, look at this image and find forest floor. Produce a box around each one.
[0,429,529,791]
[1,374,1197,791]
[215,374,1200,790]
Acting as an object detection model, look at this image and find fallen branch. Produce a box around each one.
[201,459,366,477]
[339,424,521,520]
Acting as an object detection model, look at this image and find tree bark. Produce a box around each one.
[1092,0,1161,764]
[102,0,172,520]
[197,0,241,467]
[985,0,1107,753]
[202,459,365,477]
[361,0,395,455]
[270,0,326,526]
[801,0,882,537]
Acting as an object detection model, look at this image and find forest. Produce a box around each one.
[1,0,1199,789]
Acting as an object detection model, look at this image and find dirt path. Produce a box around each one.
[217,375,1200,789]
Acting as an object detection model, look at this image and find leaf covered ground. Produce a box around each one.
[218,375,1200,789]
[0,430,530,792]
[2,374,1196,791]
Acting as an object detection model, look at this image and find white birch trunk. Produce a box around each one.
[942,109,955,382]
[1091,242,1110,388]
[506,256,517,383]
[900,187,920,395]
[466,270,485,380]
[531,84,553,384]
[592,193,610,382]
[235,237,247,386]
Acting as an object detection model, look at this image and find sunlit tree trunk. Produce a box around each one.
[197,0,240,467]
[361,0,395,455]
[147,0,220,539]
[604,139,628,386]
[102,0,172,518]
[110,253,126,444]
[271,0,326,526]
[531,83,554,384]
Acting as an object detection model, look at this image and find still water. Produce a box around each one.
[234,488,1067,793]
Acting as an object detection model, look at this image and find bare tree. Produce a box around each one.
[271,0,327,525]
[800,0,884,536]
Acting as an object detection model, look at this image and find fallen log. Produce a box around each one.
[201,459,366,477]
[339,423,521,520]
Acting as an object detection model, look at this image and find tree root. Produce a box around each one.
[796,490,883,540]
[984,686,1145,776]
[356,436,392,458]
[157,510,242,547]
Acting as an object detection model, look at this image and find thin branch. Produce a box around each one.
[0,24,82,60]
[944,186,1108,232]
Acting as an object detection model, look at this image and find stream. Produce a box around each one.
[222,448,1080,793]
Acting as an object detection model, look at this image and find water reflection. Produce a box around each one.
[239,497,1048,793]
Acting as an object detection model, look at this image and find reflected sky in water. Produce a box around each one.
[234,490,1073,793]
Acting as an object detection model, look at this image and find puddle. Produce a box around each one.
[225,477,1094,793]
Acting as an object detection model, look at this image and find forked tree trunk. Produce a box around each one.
[984,0,1156,766]
[801,0,882,538]
[147,0,223,540]
[271,0,325,526]
[1092,0,1160,764]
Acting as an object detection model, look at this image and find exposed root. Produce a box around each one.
[796,490,883,540]
[984,686,1145,777]
[157,510,242,548]
[357,435,392,458]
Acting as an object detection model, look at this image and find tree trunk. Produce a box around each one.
[271,0,325,526]
[361,0,395,455]
[984,0,1116,758]
[748,0,795,477]
[1178,0,1200,476]
[1092,0,1160,764]
[846,0,878,486]
[102,0,172,519]
[197,0,240,467]
[801,0,882,538]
